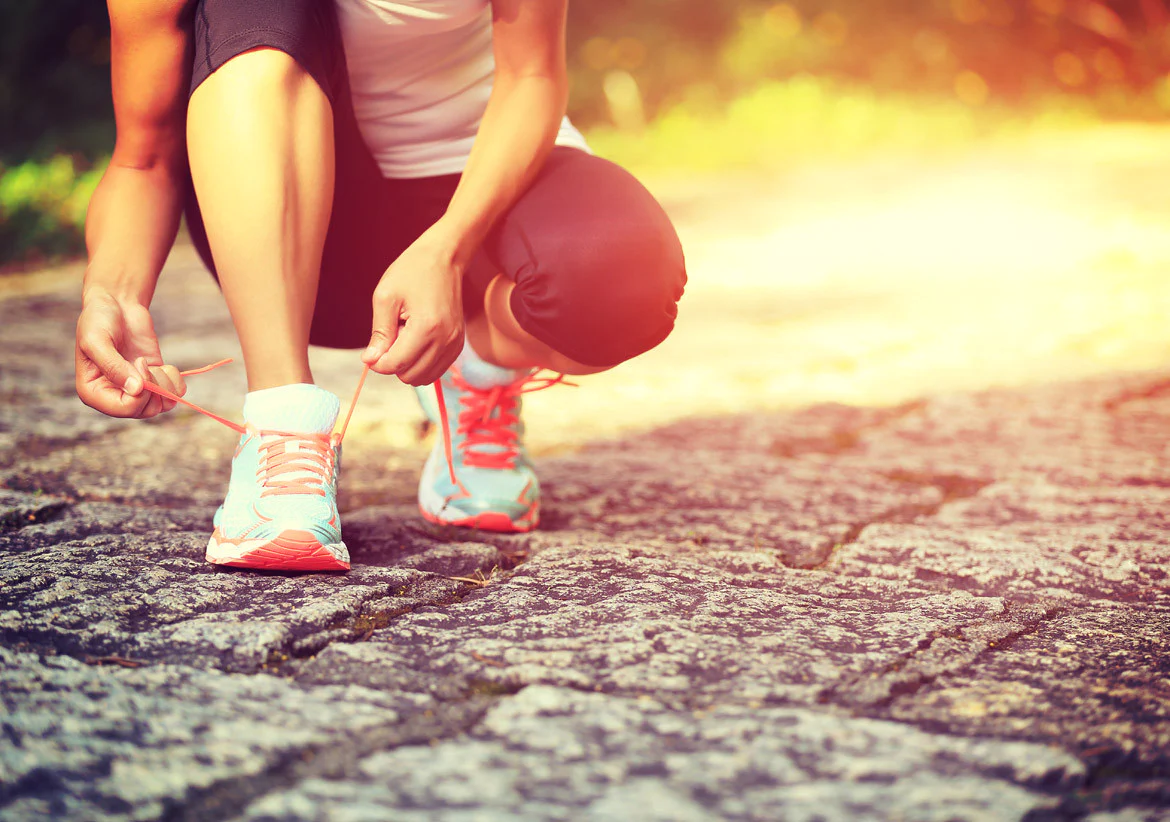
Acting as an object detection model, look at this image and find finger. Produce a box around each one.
[125,358,164,418]
[371,320,435,383]
[408,339,463,387]
[425,338,464,386]
[75,346,152,418]
[364,293,403,365]
[396,343,443,387]
[146,365,186,413]
[160,364,187,398]
[78,329,143,396]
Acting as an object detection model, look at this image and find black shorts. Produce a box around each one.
[186,0,685,367]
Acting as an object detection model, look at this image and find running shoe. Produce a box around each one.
[417,363,566,533]
[205,425,350,571]
[138,359,363,573]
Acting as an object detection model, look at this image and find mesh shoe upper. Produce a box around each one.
[214,425,343,546]
[416,365,543,527]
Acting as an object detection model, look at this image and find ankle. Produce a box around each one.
[243,383,339,433]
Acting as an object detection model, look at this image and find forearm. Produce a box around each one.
[431,73,566,267]
[84,156,186,306]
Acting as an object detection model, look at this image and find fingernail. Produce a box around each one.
[125,376,142,394]
[363,345,377,361]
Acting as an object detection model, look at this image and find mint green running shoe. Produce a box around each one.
[206,425,350,571]
[131,358,357,573]
[416,356,565,533]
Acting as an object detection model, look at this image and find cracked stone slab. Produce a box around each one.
[241,685,1084,822]
[829,378,1170,489]
[294,543,1011,707]
[0,489,72,530]
[0,647,448,822]
[883,607,1170,794]
[827,519,1170,607]
[537,450,946,569]
[0,513,510,671]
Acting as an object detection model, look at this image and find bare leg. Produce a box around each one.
[187,48,333,391]
[465,274,610,376]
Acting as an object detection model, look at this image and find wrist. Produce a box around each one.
[82,265,152,307]
[425,217,483,271]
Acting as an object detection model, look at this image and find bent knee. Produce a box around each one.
[510,219,687,369]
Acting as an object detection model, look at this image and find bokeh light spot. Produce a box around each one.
[913,30,951,66]
[764,3,802,40]
[1078,2,1127,40]
[813,12,848,46]
[954,70,989,105]
[611,37,646,71]
[581,37,611,72]
[1093,47,1125,82]
[1053,51,1087,87]
[951,0,988,25]
[1031,0,1065,16]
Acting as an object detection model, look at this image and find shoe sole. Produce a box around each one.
[206,528,350,572]
[419,504,538,533]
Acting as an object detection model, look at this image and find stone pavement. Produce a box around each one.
[3,133,1170,820]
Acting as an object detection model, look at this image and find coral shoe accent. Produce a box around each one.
[418,367,570,533]
[141,359,374,573]
[150,358,497,566]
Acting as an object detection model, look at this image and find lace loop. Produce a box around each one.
[450,370,572,471]
[255,432,334,497]
[140,359,369,445]
[139,359,568,495]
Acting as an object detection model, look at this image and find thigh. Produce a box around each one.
[470,147,687,368]
[184,0,347,284]
[179,0,423,350]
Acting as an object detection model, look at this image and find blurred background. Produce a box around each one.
[5,0,1170,267]
[2,0,1169,442]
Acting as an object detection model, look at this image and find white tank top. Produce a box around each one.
[335,0,591,179]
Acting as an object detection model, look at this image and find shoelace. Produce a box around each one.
[141,359,462,487]
[253,433,335,497]
[140,359,564,492]
[452,370,571,470]
[142,359,364,498]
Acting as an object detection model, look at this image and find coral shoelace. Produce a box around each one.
[142,360,569,492]
[253,433,334,498]
[140,359,459,487]
[453,371,571,470]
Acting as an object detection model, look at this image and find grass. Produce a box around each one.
[586,75,1101,176]
[0,75,1116,270]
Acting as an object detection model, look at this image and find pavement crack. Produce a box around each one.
[787,472,991,571]
[1102,378,1170,412]
[0,499,72,531]
[818,602,1068,710]
[770,399,927,459]
[159,695,499,822]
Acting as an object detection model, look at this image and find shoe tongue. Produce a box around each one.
[456,349,530,389]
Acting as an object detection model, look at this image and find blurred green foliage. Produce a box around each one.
[0,155,106,267]
[4,0,1170,267]
[567,0,1170,124]
[589,76,1099,175]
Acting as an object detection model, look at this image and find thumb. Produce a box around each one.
[363,328,395,365]
[364,294,402,364]
[80,330,142,395]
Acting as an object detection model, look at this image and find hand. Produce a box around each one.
[75,286,186,418]
[363,227,465,386]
